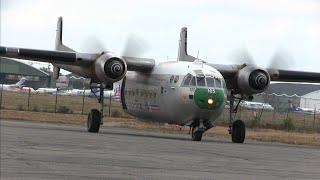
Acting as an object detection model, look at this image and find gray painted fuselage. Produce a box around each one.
[122,60,227,126]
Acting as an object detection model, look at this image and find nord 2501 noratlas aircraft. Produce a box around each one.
[1,17,320,143]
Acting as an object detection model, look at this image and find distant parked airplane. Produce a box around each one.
[0,77,26,91]
[20,86,36,92]
[36,88,59,94]
[288,100,320,114]
[240,101,274,111]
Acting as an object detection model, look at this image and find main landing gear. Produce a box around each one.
[229,90,246,143]
[87,82,113,133]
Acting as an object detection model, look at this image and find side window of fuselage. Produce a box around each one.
[174,76,179,83]
[170,76,174,83]
[182,74,192,86]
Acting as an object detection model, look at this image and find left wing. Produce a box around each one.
[209,63,320,95]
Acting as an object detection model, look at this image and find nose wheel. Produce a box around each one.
[190,120,214,141]
[191,126,203,141]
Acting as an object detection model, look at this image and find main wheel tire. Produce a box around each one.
[87,109,101,133]
[191,126,203,141]
[231,120,246,143]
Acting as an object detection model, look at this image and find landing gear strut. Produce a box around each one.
[87,82,113,133]
[190,120,214,141]
[229,90,246,143]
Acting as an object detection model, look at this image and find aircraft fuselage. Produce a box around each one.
[121,60,227,126]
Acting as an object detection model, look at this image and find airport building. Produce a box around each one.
[254,83,320,111]
[0,57,51,89]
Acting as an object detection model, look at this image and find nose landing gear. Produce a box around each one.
[190,120,214,141]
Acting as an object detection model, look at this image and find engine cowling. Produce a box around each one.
[94,52,127,83]
[237,65,270,95]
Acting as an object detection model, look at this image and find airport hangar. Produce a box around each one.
[254,83,320,111]
[0,57,51,89]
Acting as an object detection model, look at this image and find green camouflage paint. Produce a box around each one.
[194,88,224,109]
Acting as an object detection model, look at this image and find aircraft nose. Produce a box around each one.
[193,88,225,110]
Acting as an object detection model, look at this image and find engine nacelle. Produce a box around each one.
[94,52,127,83]
[237,65,270,95]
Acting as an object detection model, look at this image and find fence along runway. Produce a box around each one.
[1,120,320,180]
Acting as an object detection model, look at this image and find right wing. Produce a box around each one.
[0,16,155,83]
[0,46,155,72]
[0,46,155,84]
[0,46,98,65]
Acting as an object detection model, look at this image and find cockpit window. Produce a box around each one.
[215,78,222,88]
[182,74,192,86]
[206,77,215,87]
[182,73,223,88]
[196,76,205,87]
[190,76,197,86]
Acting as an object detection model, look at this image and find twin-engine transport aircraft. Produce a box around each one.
[1,17,320,143]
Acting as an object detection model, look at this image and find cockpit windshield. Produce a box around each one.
[206,77,215,87]
[215,78,222,88]
[181,73,223,88]
[196,76,205,87]
[190,76,196,86]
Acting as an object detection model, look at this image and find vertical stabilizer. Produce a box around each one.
[14,77,26,86]
[177,27,196,62]
[55,17,75,52]
[54,17,76,80]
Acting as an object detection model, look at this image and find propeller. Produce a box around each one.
[121,34,149,57]
[229,46,295,69]
[81,34,150,116]
[229,47,255,65]
[81,35,108,53]
[82,34,149,57]
[267,48,295,69]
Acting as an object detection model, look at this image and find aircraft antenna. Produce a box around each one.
[197,50,200,59]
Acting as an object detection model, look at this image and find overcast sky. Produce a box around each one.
[1,0,320,74]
